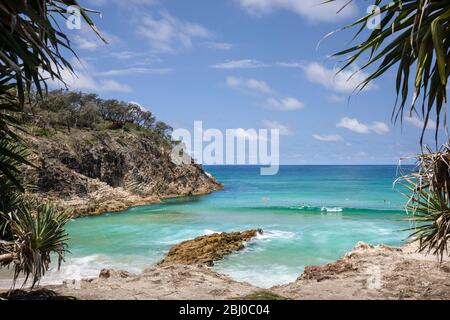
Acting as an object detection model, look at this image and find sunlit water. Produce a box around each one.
[1,165,413,288]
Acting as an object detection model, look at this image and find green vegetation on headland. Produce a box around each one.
[22,90,173,144]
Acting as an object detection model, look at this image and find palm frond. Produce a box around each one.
[328,0,450,144]
[0,198,70,289]
[401,178,450,262]
[397,144,450,261]
[0,0,104,189]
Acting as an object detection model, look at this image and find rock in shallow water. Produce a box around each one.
[158,229,263,267]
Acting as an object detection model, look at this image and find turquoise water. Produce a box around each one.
[52,165,411,288]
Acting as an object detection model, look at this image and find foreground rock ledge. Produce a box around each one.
[272,241,450,300]
[3,239,450,300]
[158,229,262,267]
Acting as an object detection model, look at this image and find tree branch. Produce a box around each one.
[0,253,14,264]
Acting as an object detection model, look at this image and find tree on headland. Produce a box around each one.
[155,121,173,140]
[0,1,103,287]
[27,90,169,137]
[329,0,450,260]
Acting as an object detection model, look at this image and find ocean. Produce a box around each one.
[4,165,414,288]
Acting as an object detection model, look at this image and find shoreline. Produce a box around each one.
[2,235,449,299]
[51,185,223,219]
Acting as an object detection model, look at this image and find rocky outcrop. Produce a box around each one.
[46,265,261,300]
[3,238,450,300]
[272,241,450,300]
[23,129,222,217]
[158,230,262,267]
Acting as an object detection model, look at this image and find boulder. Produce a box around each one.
[158,229,262,267]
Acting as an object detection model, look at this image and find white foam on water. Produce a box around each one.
[254,230,297,244]
[204,172,213,179]
[321,207,343,213]
[204,229,220,235]
[157,229,211,245]
[0,254,106,289]
[215,263,299,288]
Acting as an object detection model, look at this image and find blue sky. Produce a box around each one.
[59,0,445,164]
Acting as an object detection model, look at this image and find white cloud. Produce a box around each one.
[336,117,370,134]
[128,101,147,111]
[46,59,131,93]
[312,134,343,142]
[228,128,261,141]
[94,67,172,77]
[276,61,303,68]
[137,11,211,53]
[55,71,131,92]
[371,121,390,135]
[357,151,368,157]
[211,59,266,69]
[110,51,140,59]
[267,97,304,111]
[89,0,157,6]
[73,28,121,51]
[327,94,345,103]
[74,35,101,50]
[262,120,293,135]
[203,42,233,50]
[108,51,162,67]
[336,117,390,135]
[236,0,357,22]
[303,62,375,93]
[405,114,437,130]
[226,76,273,94]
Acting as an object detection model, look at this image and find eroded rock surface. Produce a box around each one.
[272,241,450,300]
[158,230,262,267]
[49,265,260,300]
[3,240,450,300]
[23,129,222,217]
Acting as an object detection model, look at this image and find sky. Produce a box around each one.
[58,0,447,165]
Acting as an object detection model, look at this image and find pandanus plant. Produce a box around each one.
[399,145,450,261]
[0,197,70,288]
[327,0,450,260]
[0,142,70,288]
[0,1,102,287]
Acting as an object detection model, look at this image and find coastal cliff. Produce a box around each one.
[23,128,222,217]
[15,90,223,217]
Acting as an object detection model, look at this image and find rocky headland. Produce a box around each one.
[23,129,222,217]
